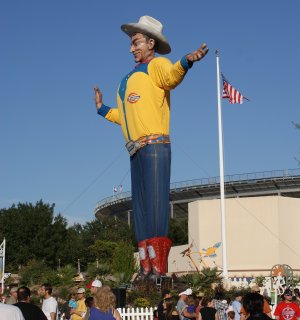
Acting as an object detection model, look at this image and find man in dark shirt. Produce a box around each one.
[14,286,47,320]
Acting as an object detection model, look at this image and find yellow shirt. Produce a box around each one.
[71,298,87,320]
[98,56,192,142]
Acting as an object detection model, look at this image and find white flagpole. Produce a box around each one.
[215,50,228,278]
[0,238,6,294]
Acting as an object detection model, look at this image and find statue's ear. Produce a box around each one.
[148,38,155,50]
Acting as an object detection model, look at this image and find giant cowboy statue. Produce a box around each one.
[94,15,208,280]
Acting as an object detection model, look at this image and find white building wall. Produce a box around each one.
[167,196,300,277]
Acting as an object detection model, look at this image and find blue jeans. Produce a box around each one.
[130,143,171,242]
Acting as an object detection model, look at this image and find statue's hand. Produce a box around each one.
[94,86,103,110]
[186,43,209,62]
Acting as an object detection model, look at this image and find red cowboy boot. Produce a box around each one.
[138,239,151,276]
[147,237,172,276]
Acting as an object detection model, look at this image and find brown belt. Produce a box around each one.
[125,134,170,156]
[137,134,170,147]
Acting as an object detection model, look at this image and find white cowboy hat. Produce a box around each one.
[121,15,171,55]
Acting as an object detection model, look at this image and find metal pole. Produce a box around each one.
[127,210,131,226]
[1,239,6,294]
[216,50,228,278]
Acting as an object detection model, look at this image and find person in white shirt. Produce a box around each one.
[0,303,25,320]
[40,283,58,320]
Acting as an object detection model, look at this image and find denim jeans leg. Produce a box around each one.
[130,143,171,242]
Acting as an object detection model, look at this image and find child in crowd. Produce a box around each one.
[68,293,78,309]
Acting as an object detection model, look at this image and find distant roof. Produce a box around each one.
[95,168,300,219]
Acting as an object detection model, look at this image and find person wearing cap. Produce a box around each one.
[240,285,272,320]
[40,283,58,320]
[176,288,197,320]
[274,288,300,320]
[94,15,208,280]
[6,286,18,304]
[71,288,87,320]
[90,280,102,295]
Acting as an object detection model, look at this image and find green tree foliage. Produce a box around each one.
[19,259,58,286]
[88,240,117,261]
[80,216,135,265]
[86,261,111,278]
[111,242,137,284]
[180,267,223,296]
[82,216,135,246]
[57,223,85,267]
[0,201,80,271]
[57,265,78,286]
[168,218,188,245]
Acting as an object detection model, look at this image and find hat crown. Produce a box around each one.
[179,288,193,296]
[138,16,163,34]
[121,15,171,54]
[92,279,102,288]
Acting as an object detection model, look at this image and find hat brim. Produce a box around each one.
[121,23,171,55]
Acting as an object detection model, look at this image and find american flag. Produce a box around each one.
[222,73,249,104]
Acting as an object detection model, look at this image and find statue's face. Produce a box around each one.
[130,33,154,63]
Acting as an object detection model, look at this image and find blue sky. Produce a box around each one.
[1,1,299,224]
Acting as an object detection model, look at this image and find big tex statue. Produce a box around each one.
[94,16,208,280]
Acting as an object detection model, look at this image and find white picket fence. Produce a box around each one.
[117,307,154,320]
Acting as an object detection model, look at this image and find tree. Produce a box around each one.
[111,242,137,284]
[57,223,85,267]
[88,240,117,261]
[19,259,57,286]
[180,267,223,296]
[81,216,135,246]
[0,201,74,271]
[168,218,188,245]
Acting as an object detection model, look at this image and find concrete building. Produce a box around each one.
[168,195,300,277]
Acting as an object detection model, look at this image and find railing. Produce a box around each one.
[117,307,154,320]
[95,168,300,212]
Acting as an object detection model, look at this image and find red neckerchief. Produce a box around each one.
[135,57,154,68]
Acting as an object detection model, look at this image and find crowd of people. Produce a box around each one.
[1,282,300,320]
[0,279,121,320]
[156,286,300,320]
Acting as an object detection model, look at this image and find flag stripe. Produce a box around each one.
[222,73,246,104]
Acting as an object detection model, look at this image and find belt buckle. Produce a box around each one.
[125,140,142,156]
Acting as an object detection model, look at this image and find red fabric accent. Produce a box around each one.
[138,239,151,274]
[147,237,172,275]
